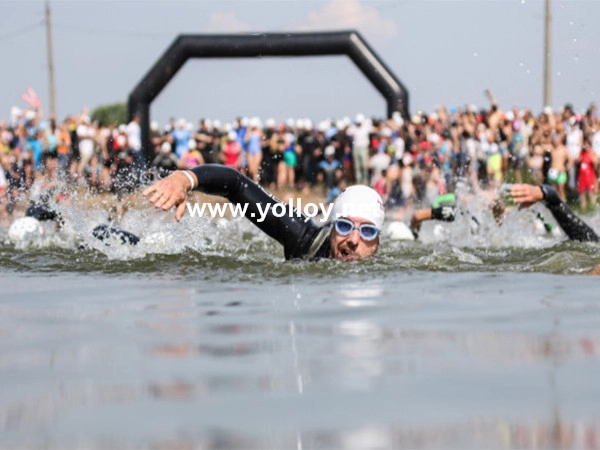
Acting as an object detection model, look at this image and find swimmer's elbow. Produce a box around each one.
[588,263,600,276]
[587,264,600,275]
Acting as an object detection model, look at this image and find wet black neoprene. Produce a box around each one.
[190,164,331,259]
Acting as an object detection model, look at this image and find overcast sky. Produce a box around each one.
[2,0,599,126]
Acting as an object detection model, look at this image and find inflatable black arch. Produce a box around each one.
[128,30,410,156]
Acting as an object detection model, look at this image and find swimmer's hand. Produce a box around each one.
[142,170,197,221]
[431,204,456,222]
[508,184,544,210]
[431,193,456,222]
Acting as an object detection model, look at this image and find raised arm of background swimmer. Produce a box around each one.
[409,193,457,239]
[142,165,322,259]
[510,183,599,242]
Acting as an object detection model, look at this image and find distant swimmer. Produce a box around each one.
[508,183,599,243]
[408,193,458,240]
[9,189,139,247]
[9,188,67,242]
[508,183,600,275]
[25,188,66,224]
[143,164,385,261]
[384,193,458,241]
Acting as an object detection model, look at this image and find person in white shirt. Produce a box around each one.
[347,113,372,185]
[565,117,583,191]
[126,112,143,184]
[76,116,96,182]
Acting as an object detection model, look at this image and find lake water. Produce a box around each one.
[1,197,599,449]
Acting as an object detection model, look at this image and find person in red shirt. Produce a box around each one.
[577,142,597,211]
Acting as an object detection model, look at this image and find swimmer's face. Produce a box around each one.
[329,216,380,262]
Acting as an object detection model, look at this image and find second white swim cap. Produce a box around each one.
[330,185,385,229]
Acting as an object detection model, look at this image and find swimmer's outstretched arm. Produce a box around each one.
[409,208,432,239]
[410,193,457,239]
[143,165,321,259]
[409,202,456,239]
[510,184,599,242]
[143,170,193,220]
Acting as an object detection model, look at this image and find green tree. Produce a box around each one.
[91,102,127,126]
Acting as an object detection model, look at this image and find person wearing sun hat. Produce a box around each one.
[143,164,386,261]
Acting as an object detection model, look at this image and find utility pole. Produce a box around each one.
[45,0,57,118]
[543,0,552,109]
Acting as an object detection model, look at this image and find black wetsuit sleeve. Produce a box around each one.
[25,203,60,222]
[540,184,599,242]
[190,164,324,259]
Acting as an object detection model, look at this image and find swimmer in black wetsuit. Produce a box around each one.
[510,183,600,275]
[26,198,63,223]
[143,164,385,261]
[24,191,139,246]
[509,183,599,243]
[408,193,458,240]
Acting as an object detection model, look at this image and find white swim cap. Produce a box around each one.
[385,221,415,241]
[8,217,44,243]
[330,185,385,229]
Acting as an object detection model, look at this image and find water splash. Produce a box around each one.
[2,185,600,276]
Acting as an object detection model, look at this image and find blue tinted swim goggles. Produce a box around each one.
[334,218,379,241]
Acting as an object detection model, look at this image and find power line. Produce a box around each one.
[52,21,172,40]
[0,20,44,42]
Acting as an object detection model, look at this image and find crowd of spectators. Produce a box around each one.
[2,93,600,220]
